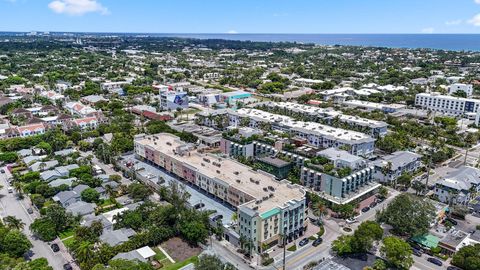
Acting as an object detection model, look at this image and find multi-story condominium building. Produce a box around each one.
[300,148,379,205]
[228,109,376,158]
[262,102,388,137]
[435,166,480,205]
[415,92,480,118]
[342,100,406,113]
[5,123,48,138]
[158,89,189,111]
[220,138,310,167]
[134,133,307,251]
[373,151,422,183]
[448,83,473,97]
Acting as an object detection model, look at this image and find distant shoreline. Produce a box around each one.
[1,32,480,51]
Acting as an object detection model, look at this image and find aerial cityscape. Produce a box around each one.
[1,1,480,270]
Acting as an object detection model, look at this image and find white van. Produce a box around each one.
[7,187,13,193]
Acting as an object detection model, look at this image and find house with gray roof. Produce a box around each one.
[81,214,113,230]
[17,149,32,157]
[48,177,76,188]
[54,148,76,157]
[435,166,480,205]
[100,228,136,246]
[23,155,46,165]
[29,160,59,172]
[112,246,156,263]
[53,190,80,207]
[373,151,422,183]
[66,201,96,216]
[73,184,89,194]
[41,164,80,181]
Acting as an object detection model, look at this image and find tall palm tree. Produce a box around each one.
[311,201,328,223]
[231,212,238,225]
[75,241,94,264]
[3,216,25,230]
[104,184,115,198]
[13,182,23,195]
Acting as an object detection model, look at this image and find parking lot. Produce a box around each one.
[120,154,234,225]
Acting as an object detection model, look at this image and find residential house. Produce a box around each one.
[66,201,96,217]
[112,246,156,263]
[99,228,136,246]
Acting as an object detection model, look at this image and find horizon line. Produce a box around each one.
[1,31,480,35]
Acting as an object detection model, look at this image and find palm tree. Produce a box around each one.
[38,162,47,172]
[311,201,328,223]
[13,182,23,195]
[239,235,247,251]
[105,184,115,198]
[3,216,25,230]
[75,241,94,264]
[231,212,238,225]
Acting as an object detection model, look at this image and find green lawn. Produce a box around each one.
[99,198,117,207]
[161,256,198,270]
[153,247,168,261]
[287,245,297,252]
[62,237,75,249]
[59,229,74,240]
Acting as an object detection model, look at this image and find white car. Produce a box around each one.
[346,218,357,224]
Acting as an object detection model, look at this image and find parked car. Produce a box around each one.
[412,248,422,257]
[369,201,378,208]
[447,266,462,270]
[7,187,13,193]
[298,238,309,247]
[194,203,205,209]
[427,257,443,266]
[51,243,60,252]
[346,218,357,224]
[376,197,385,203]
[445,218,458,226]
[0,169,5,173]
[27,208,33,214]
[312,238,323,247]
[63,264,73,270]
[211,214,223,221]
[361,207,370,213]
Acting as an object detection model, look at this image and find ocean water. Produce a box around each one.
[151,33,480,52]
[2,32,479,51]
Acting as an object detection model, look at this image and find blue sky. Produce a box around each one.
[2,0,480,33]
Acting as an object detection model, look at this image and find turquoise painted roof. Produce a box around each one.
[260,208,280,219]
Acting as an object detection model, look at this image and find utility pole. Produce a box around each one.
[282,234,286,270]
[424,149,432,195]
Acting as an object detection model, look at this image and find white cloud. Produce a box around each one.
[227,30,238,34]
[445,19,462,26]
[48,0,109,16]
[475,0,480,4]
[469,14,480,26]
[421,27,435,33]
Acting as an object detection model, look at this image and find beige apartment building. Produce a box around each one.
[134,133,307,252]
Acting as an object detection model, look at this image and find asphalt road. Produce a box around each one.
[0,168,73,270]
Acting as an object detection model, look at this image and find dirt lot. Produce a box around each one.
[161,237,202,262]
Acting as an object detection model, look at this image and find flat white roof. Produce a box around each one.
[233,108,374,144]
[136,246,156,259]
